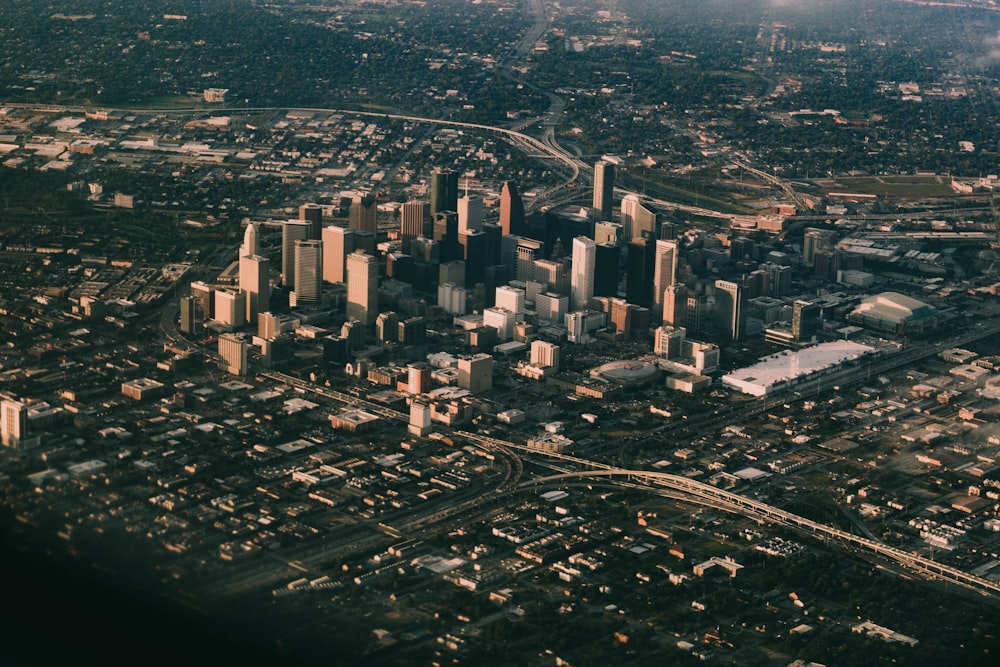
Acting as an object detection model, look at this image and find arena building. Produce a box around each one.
[846,292,938,335]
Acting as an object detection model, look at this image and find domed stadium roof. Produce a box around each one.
[850,292,937,325]
[596,359,660,386]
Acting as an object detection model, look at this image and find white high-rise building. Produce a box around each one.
[322,225,351,284]
[437,282,469,315]
[218,333,249,376]
[239,254,270,324]
[495,285,526,319]
[593,160,615,222]
[571,236,596,311]
[240,221,260,257]
[291,239,323,308]
[530,340,560,369]
[457,194,484,234]
[281,220,311,288]
[652,239,679,312]
[535,292,569,325]
[214,288,246,328]
[346,250,378,325]
[1,399,27,449]
[662,283,688,327]
[483,306,516,341]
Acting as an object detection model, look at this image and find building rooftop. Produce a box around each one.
[723,340,876,395]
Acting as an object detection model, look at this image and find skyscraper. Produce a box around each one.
[281,220,311,288]
[400,200,430,253]
[792,300,821,342]
[594,243,620,297]
[1,399,27,449]
[593,160,615,222]
[179,295,199,335]
[240,221,260,257]
[498,180,525,236]
[571,236,596,311]
[625,238,655,307]
[298,202,324,240]
[218,333,249,376]
[802,227,836,268]
[620,194,659,242]
[514,237,544,283]
[495,285,526,318]
[457,193,484,234]
[594,221,624,246]
[346,250,378,325]
[430,169,459,217]
[652,239,679,313]
[322,225,352,284]
[714,279,747,342]
[349,193,377,234]
[433,211,461,263]
[239,254,271,323]
[458,230,487,287]
[291,240,323,308]
[662,283,688,327]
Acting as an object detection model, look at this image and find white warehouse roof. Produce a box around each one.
[723,340,876,396]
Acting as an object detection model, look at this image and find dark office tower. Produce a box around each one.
[386,252,414,285]
[375,311,399,344]
[658,221,678,241]
[400,200,430,254]
[686,294,706,333]
[792,300,821,342]
[714,279,747,342]
[349,193,378,234]
[354,229,376,256]
[190,281,214,321]
[398,316,427,347]
[730,236,755,261]
[430,169,459,217]
[625,238,655,308]
[411,237,440,265]
[281,220,311,288]
[762,262,792,297]
[499,180,526,236]
[179,295,199,334]
[803,227,836,267]
[299,202,323,240]
[483,265,508,308]
[662,283,687,327]
[433,211,461,263]
[515,237,545,283]
[459,230,487,288]
[439,260,466,287]
[322,335,350,364]
[814,249,840,281]
[481,222,502,267]
[593,160,615,222]
[745,269,769,299]
[594,243,620,297]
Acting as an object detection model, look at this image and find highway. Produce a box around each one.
[524,467,1000,601]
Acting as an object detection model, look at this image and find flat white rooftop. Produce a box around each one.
[723,340,876,396]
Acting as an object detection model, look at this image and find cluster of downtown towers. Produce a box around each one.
[189,159,753,355]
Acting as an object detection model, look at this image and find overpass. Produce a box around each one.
[525,468,1000,601]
